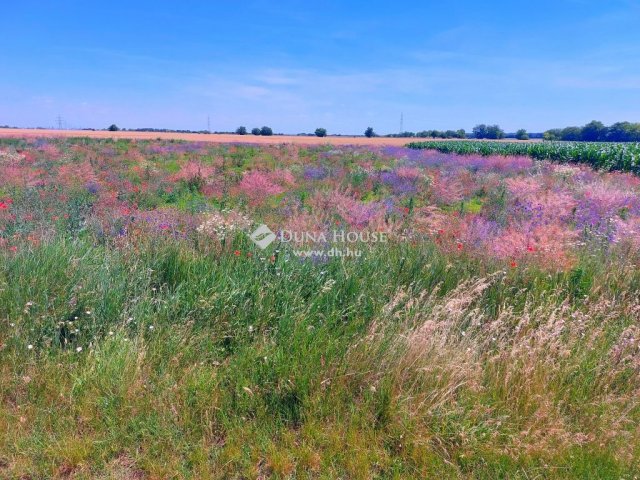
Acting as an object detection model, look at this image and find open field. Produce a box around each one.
[0,129,542,146]
[1,137,640,478]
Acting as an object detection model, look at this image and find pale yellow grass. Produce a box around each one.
[0,128,541,146]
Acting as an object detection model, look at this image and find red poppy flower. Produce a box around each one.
[510,261,517,268]
[456,242,463,250]
[234,250,241,256]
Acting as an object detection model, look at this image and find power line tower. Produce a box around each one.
[207,115,210,133]
[56,115,64,130]
[400,112,404,134]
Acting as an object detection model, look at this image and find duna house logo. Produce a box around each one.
[249,224,276,249]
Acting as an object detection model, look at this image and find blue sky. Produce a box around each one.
[1,0,639,134]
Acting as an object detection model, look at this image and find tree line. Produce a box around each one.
[543,121,640,142]
[384,125,531,140]
[101,121,639,142]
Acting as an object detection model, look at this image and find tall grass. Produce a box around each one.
[1,233,639,478]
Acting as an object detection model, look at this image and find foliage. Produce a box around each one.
[415,129,466,139]
[544,120,640,142]
[473,124,488,138]
[260,126,273,136]
[235,126,247,135]
[515,128,529,140]
[107,124,119,131]
[314,127,327,137]
[473,124,504,139]
[364,126,375,138]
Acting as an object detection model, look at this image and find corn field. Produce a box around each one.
[407,140,640,173]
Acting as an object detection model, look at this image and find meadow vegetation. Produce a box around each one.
[1,137,639,478]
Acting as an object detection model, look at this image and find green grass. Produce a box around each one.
[1,234,640,478]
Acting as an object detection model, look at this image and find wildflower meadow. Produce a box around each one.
[1,136,640,478]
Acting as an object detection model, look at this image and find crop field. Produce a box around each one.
[1,136,640,478]
[0,128,544,147]
[408,140,640,173]
[0,129,423,147]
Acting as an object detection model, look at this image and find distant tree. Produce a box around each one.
[560,126,582,141]
[235,126,247,135]
[260,126,273,136]
[607,122,640,142]
[416,130,429,138]
[543,121,640,142]
[473,124,488,139]
[364,127,375,138]
[543,129,562,141]
[581,120,606,142]
[515,129,529,140]
[444,130,457,138]
[251,127,261,135]
[485,125,505,139]
[607,122,630,142]
[456,129,466,138]
[107,124,120,131]
[315,128,327,137]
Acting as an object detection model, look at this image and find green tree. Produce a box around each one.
[560,127,582,141]
[515,129,529,140]
[251,127,261,135]
[607,122,640,142]
[260,126,273,136]
[543,129,562,141]
[473,124,488,139]
[581,120,606,142]
[315,128,327,137]
[456,129,466,139]
[235,126,247,135]
[107,124,119,132]
[486,125,505,139]
[364,127,375,138]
